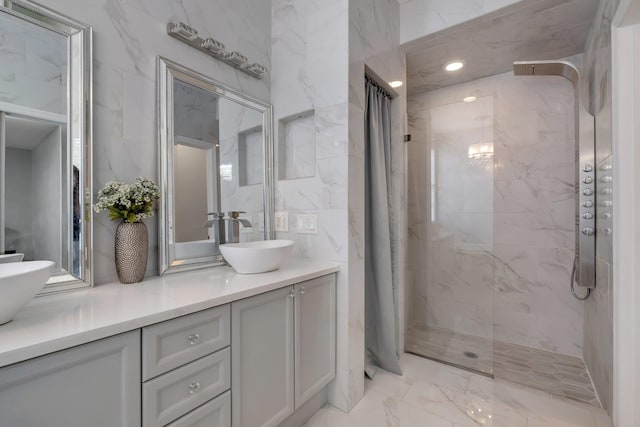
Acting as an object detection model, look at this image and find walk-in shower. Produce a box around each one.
[402,0,613,408]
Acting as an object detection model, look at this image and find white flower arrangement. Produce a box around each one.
[94,177,160,223]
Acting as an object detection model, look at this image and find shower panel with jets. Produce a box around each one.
[513,60,596,300]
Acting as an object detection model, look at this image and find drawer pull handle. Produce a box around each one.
[188,382,201,395]
[299,286,306,295]
[187,333,200,345]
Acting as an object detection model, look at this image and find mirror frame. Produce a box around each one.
[0,0,93,293]
[158,57,274,275]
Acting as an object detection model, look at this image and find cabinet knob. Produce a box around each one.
[188,382,201,395]
[288,290,296,298]
[187,333,200,345]
[299,287,306,295]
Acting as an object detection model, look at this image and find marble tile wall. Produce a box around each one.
[271,0,406,413]
[0,13,67,115]
[218,98,264,241]
[348,0,407,410]
[407,70,584,358]
[4,148,33,258]
[271,0,352,411]
[582,0,620,414]
[31,0,271,283]
[398,0,520,44]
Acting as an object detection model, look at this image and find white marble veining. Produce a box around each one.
[271,0,406,413]
[407,69,583,358]
[0,12,67,115]
[402,0,599,95]
[30,0,271,284]
[305,353,613,427]
[582,0,619,414]
[0,259,338,369]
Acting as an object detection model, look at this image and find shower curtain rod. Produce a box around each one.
[364,65,397,99]
[365,74,393,100]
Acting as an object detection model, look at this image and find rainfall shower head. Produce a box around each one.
[513,60,579,88]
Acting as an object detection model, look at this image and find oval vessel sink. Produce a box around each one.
[0,261,54,325]
[219,240,294,274]
[0,253,24,263]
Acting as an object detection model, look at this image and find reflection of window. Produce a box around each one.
[220,164,233,181]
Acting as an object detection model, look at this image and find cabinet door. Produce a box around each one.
[232,286,294,427]
[0,330,141,427]
[294,274,336,407]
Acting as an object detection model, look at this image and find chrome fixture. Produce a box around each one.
[514,60,595,299]
[167,22,268,79]
[205,212,226,246]
[226,211,252,244]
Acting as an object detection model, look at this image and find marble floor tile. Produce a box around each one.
[406,325,599,406]
[305,354,612,427]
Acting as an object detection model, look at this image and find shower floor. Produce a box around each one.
[406,324,600,406]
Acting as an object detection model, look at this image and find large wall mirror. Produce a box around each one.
[158,57,274,274]
[0,0,92,293]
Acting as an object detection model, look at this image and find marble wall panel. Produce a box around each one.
[30,0,271,283]
[407,69,584,358]
[272,0,405,413]
[582,0,619,413]
[271,0,353,412]
[0,13,67,115]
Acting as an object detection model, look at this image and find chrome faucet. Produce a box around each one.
[204,212,226,245]
[225,211,252,243]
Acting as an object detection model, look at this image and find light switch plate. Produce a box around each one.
[296,214,318,234]
[275,212,288,232]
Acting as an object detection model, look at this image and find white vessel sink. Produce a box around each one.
[219,240,294,274]
[0,253,24,263]
[0,261,54,325]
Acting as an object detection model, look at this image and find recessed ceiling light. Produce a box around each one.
[389,80,404,88]
[444,60,464,72]
[463,96,477,102]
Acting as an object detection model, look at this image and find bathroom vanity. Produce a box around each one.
[0,260,338,427]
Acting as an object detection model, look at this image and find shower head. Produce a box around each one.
[513,60,579,88]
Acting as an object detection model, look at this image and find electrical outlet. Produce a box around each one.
[296,214,318,234]
[275,212,288,232]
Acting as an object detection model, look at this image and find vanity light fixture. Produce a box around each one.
[468,142,494,160]
[167,22,268,80]
[463,96,477,102]
[225,51,248,67]
[444,60,464,72]
[201,38,226,57]
[243,63,268,79]
[168,22,199,41]
[389,80,404,88]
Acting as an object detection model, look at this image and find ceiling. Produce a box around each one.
[5,115,60,150]
[403,0,600,96]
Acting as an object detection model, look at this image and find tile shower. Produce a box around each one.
[406,69,599,404]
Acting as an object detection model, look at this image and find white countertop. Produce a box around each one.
[0,259,340,368]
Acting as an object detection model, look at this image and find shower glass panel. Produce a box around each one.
[407,95,495,375]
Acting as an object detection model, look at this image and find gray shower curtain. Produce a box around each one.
[365,76,402,376]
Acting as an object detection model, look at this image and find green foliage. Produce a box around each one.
[94,177,160,223]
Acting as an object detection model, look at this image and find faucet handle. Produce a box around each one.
[208,212,225,219]
[228,211,246,219]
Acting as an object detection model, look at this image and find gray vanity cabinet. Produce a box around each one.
[0,330,141,427]
[231,274,336,427]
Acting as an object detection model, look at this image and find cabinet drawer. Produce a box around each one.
[143,305,230,380]
[143,347,231,427]
[167,390,231,427]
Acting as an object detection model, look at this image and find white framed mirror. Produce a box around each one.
[158,57,274,274]
[0,0,93,293]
